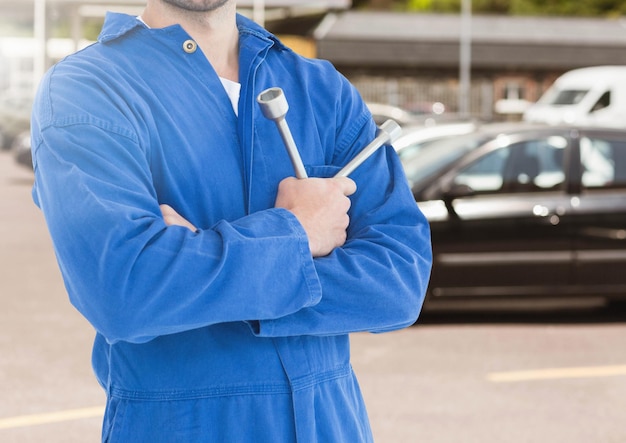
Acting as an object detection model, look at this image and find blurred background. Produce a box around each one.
[5,0,626,308]
[3,0,626,131]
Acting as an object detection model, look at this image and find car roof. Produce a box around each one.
[393,121,479,152]
[467,121,626,137]
[366,103,417,126]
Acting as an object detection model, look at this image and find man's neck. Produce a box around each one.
[141,1,239,82]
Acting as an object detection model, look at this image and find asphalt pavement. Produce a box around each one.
[1,150,626,442]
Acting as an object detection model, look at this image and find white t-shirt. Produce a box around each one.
[220,77,241,116]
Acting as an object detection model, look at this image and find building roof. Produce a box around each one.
[315,12,626,71]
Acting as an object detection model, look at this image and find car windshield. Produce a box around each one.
[401,133,486,186]
[540,88,589,106]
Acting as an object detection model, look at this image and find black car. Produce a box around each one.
[402,123,626,310]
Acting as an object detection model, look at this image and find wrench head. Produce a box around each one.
[380,119,403,144]
[257,87,289,121]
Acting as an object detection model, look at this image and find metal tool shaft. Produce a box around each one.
[334,119,402,178]
[257,87,308,179]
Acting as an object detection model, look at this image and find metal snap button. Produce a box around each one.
[183,40,197,53]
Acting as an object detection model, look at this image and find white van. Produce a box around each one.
[523,66,626,128]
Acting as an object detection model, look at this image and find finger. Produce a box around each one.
[334,177,357,196]
[159,204,197,232]
[159,204,173,214]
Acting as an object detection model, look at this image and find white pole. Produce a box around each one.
[71,4,82,54]
[459,0,471,119]
[253,0,265,27]
[33,0,47,94]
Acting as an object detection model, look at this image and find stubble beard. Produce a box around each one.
[161,0,231,12]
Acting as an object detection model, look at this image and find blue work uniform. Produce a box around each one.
[31,12,432,443]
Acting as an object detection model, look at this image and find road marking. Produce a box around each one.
[0,406,104,430]
[487,364,626,383]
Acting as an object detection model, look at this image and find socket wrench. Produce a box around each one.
[257,87,402,179]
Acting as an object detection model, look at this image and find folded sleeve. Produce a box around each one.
[32,119,322,345]
[251,144,432,338]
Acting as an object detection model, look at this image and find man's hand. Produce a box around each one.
[160,204,197,232]
[274,176,357,257]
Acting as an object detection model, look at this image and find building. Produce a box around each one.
[313,11,626,120]
[3,4,626,120]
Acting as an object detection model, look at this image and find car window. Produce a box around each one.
[590,91,611,113]
[581,137,626,189]
[453,147,509,191]
[398,139,438,163]
[541,88,588,106]
[402,133,484,187]
[452,136,567,193]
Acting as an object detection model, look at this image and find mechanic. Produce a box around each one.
[30,0,432,441]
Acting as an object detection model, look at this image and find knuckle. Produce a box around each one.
[343,196,352,211]
[341,213,350,229]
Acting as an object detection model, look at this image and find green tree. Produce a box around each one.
[407,0,433,9]
[397,0,626,16]
[511,0,626,16]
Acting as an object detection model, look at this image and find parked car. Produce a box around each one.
[366,103,418,126]
[367,102,458,128]
[523,66,626,128]
[402,122,626,310]
[0,93,32,150]
[393,121,478,159]
[12,130,32,169]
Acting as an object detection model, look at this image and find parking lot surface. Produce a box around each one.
[1,151,626,442]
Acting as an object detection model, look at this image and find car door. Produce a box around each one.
[424,132,575,300]
[570,132,626,296]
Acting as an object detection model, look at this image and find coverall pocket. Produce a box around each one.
[305,165,342,179]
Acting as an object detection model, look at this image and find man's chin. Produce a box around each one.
[161,0,230,13]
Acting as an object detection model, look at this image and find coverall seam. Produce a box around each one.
[289,363,353,392]
[109,383,292,401]
[107,365,352,400]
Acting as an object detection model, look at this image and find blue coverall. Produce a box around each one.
[31,12,432,442]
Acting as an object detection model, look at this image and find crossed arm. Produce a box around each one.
[160,176,356,258]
